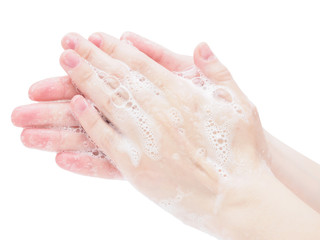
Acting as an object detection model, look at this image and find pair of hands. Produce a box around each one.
[13,32,265,180]
[12,32,319,239]
[13,32,195,179]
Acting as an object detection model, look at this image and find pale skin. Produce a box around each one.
[11,32,320,239]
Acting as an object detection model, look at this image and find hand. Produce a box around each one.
[12,32,193,179]
[12,32,320,215]
[55,32,320,239]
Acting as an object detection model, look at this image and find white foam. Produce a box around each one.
[194,147,207,162]
[168,107,184,127]
[123,69,162,97]
[173,66,245,176]
[172,153,180,160]
[66,63,261,238]
[93,66,161,163]
[121,138,141,167]
[127,100,160,161]
[158,188,188,212]
[90,64,245,175]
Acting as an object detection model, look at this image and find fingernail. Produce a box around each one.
[73,96,88,115]
[63,35,77,49]
[199,43,216,61]
[89,33,102,47]
[63,51,80,68]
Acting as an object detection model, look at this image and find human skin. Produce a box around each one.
[11,32,320,239]
[12,32,320,214]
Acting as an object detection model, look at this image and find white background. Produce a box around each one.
[1,0,319,239]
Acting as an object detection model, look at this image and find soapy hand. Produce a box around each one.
[12,33,194,179]
[56,32,272,237]
[12,32,320,239]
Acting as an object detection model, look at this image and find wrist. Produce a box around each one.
[218,168,320,240]
[264,130,320,213]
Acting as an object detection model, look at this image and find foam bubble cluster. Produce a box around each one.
[90,64,244,175]
[123,69,162,97]
[93,67,160,164]
[121,138,141,167]
[174,66,244,176]
[168,107,184,127]
[158,188,188,212]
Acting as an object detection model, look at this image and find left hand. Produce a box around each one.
[56,32,274,237]
[12,32,192,179]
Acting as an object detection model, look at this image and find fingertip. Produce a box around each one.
[20,128,35,148]
[28,79,51,101]
[71,94,85,106]
[11,105,32,127]
[88,33,102,47]
[193,42,234,84]
[70,95,88,117]
[120,31,134,40]
[59,50,68,65]
[61,32,78,50]
[11,106,21,126]
[20,128,29,147]
[28,83,36,101]
[12,105,40,128]
[55,152,64,165]
[193,42,216,67]
[55,152,83,175]
[55,152,74,169]
[60,49,81,69]
[55,152,122,180]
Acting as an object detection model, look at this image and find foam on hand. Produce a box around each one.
[83,62,251,236]
[93,66,161,165]
[174,66,244,177]
[90,64,245,177]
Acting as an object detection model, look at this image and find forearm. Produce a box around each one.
[220,171,320,240]
[265,130,320,213]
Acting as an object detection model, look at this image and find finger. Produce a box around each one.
[193,42,249,109]
[61,34,168,116]
[12,102,78,128]
[87,32,180,90]
[60,49,119,121]
[193,42,235,86]
[20,128,95,152]
[70,95,129,170]
[30,33,191,103]
[61,32,128,78]
[56,152,123,180]
[28,76,78,101]
[119,32,193,71]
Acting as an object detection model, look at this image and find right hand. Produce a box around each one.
[11,32,193,180]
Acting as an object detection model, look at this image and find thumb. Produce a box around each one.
[194,43,258,117]
[193,42,236,88]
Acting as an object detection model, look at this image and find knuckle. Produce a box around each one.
[80,68,96,84]
[81,46,95,62]
[86,114,100,131]
[98,127,114,151]
[152,49,164,64]
[99,129,110,146]
[102,96,112,113]
[214,66,232,82]
[104,40,119,58]
[130,57,150,75]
